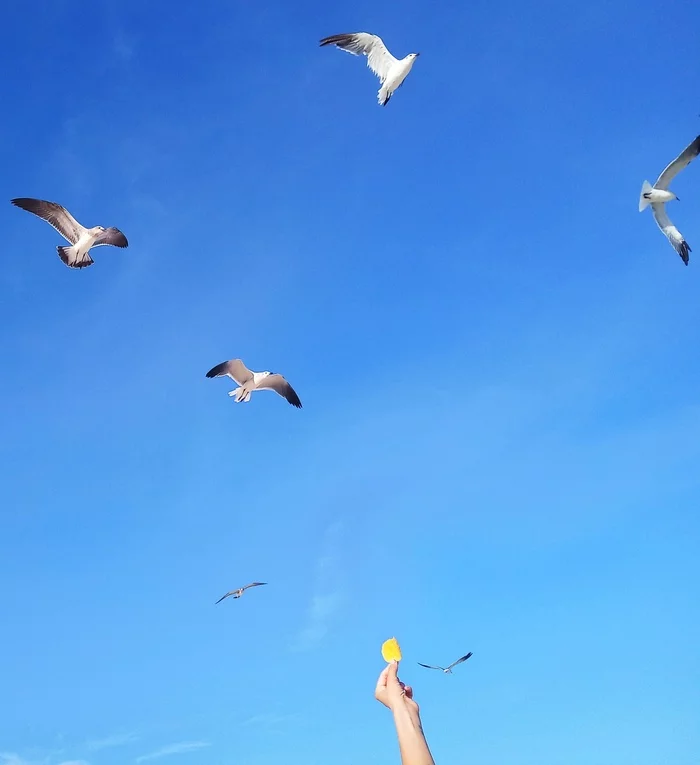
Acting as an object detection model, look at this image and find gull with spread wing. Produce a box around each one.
[206,358,302,408]
[639,134,700,265]
[417,652,473,674]
[10,197,128,269]
[319,32,419,106]
[215,582,267,604]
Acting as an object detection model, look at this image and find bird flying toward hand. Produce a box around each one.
[11,197,128,269]
[206,358,302,408]
[215,582,267,604]
[319,32,419,106]
[639,134,700,265]
[417,652,473,674]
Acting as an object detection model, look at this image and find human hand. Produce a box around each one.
[375,660,419,714]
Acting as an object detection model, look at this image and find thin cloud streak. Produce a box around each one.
[135,742,210,763]
[85,732,139,752]
[241,712,301,728]
[293,521,343,651]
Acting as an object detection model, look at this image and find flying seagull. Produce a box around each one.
[639,134,700,265]
[215,582,267,604]
[319,33,419,106]
[10,197,128,269]
[206,358,302,408]
[417,652,473,674]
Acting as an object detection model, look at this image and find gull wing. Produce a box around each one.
[241,582,267,591]
[256,373,302,408]
[215,590,239,604]
[11,197,86,244]
[651,202,691,265]
[417,662,444,671]
[319,32,398,83]
[206,359,254,385]
[654,135,700,190]
[92,227,129,248]
[446,652,474,671]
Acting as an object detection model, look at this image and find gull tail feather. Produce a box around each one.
[639,180,653,212]
[227,387,251,403]
[57,245,93,269]
[378,85,391,106]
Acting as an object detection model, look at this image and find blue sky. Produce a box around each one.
[1,0,699,763]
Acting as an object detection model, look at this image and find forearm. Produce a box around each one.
[392,705,435,765]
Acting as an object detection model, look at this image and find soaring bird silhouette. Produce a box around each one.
[11,197,128,268]
[215,582,267,604]
[206,358,302,408]
[417,652,473,674]
[639,134,700,265]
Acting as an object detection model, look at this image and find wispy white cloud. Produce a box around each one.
[0,754,32,765]
[293,521,344,651]
[86,732,139,752]
[135,742,210,763]
[1,752,89,765]
[241,712,301,728]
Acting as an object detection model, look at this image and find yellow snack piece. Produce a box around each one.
[381,637,402,663]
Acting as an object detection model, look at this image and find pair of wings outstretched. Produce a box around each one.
[215,582,267,604]
[648,135,700,265]
[319,33,399,84]
[11,197,128,249]
[417,652,473,672]
[206,358,302,408]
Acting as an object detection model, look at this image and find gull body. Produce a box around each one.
[10,197,128,269]
[638,134,700,265]
[319,32,419,106]
[206,358,302,408]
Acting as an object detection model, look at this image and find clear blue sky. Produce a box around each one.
[1,0,698,764]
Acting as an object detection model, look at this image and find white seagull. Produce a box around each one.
[215,582,267,604]
[11,197,128,269]
[206,358,302,408]
[639,134,700,265]
[319,32,419,106]
[417,652,473,674]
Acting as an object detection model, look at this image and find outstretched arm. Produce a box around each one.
[375,661,435,765]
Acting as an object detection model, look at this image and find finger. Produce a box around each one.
[404,685,413,699]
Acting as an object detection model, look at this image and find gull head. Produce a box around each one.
[409,53,420,60]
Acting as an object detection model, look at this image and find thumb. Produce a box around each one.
[387,660,400,682]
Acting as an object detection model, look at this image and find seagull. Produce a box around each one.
[417,652,473,674]
[319,33,419,106]
[639,134,700,265]
[10,197,128,269]
[215,582,267,604]
[205,358,302,408]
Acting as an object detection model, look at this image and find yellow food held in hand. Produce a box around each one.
[381,637,402,663]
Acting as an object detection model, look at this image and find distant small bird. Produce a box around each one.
[639,134,700,265]
[215,582,267,604]
[319,32,419,106]
[10,197,128,269]
[206,358,302,408]
[417,652,473,674]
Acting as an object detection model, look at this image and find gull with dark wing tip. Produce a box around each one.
[417,652,473,674]
[639,134,700,265]
[319,32,419,106]
[206,358,302,408]
[215,582,267,604]
[10,197,128,269]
